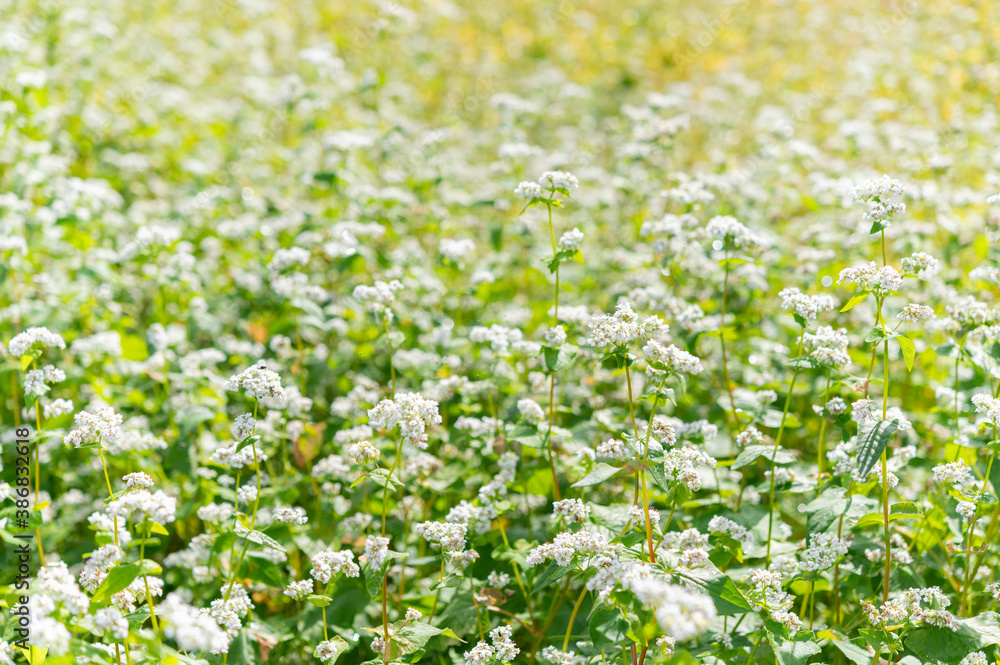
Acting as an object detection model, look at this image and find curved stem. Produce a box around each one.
[563,587,587,651]
[766,328,804,563]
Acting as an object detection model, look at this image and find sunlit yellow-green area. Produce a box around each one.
[3,1,1000,664]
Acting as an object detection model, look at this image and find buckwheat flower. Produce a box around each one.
[651,417,677,447]
[236,483,256,506]
[708,516,753,544]
[653,584,718,641]
[557,227,584,251]
[159,593,229,654]
[64,406,123,448]
[517,398,545,423]
[589,301,668,347]
[267,247,310,273]
[94,607,129,640]
[527,530,611,567]
[450,549,480,569]
[932,460,974,487]
[544,325,567,346]
[23,365,65,396]
[487,571,511,588]
[901,252,939,279]
[970,264,1000,285]
[225,365,285,401]
[470,324,524,354]
[233,413,256,441]
[539,170,579,192]
[705,215,763,252]
[210,583,254,639]
[44,398,74,419]
[7,327,66,358]
[440,238,476,262]
[353,279,404,316]
[464,641,495,665]
[972,393,1000,427]
[663,445,716,491]
[985,582,1000,602]
[414,521,467,551]
[107,489,177,524]
[368,392,442,449]
[541,647,587,665]
[596,437,629,460]
[778,287,836,322]
[802,326,850,367]
[898,303,934,322]
[489,625,519,662]
[656,636,676,658]
[315,640,342,663]
[799,533,849,571]
[272,506,308,525]
[123,472,154,491]
[514,181,542,198]
[364,535,390,569]
[404,607,422,622]
[643,339,703,374]
[310,550,360,584]
[553,498,590,523]
[959,652,989,665]
[349,440,380,464]
[838,262,902,295]
[627,504,660,529]
[958,500,977,524]
[0,235,27,255]
[852,174,906,227]
[851,399,878,425]
[284,580,311,600]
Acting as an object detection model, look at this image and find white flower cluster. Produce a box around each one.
[310,549,360,584]
[778,287,836,322]
[932,460,975,488]
[852,174,906,227]
[705,215,763,251]
[364,535,390,569]
[540,647,588,665]
[23,364,65,396]
[662,527,709,567]
[224,365,286,401]
[708,516,753,544]
[353,279,404,317]
[900,251,939,278]
[898,303,934,322]
[464,625,520,665]
[368,392,442,449]
[596,437,629,461]
[470,324,524,354]
[589,301,668,347]
[539,171,579,191]
[272,505,308,525]
[557,228,584,251]
[863,587,958,632]
[838,261,902,295]
[8,327,66,357]
[643,340,703,375]
[799,532,849,571]
[552,498,590,523]
[63,406,123,448]
[802,326,850,368]
[414,521,468,551]
[349,440,380,464]
[526,530,610,567]
[108,488,178,524]
[662,445,717,491]
[972,393,1000,428]
[440,238,476,262]
[745,570,801,631]
[159,592,229,654]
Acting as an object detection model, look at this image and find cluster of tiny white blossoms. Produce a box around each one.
[589,301,669,347]
[802,325,851,367]
[852,174,906,226]
[863,587,959,632]
[63,406,123,447]
[7,326,66,357]
[310,549,361,583]
[224,364,286,401]
[778,287,836,322]
[643,339,704,375]
[838,261,903,295]
[552,498,591,523]
[705,215,763,251]
[367,391,442,449]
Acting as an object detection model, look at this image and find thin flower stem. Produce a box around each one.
[225,400,260,604]
[719,253,737,437]
[816,371,832,495]
[139,520,161,641]
[766,328,804,563]
[563,587,587,650]
[545,196,562,502]
[639,390,662,562]
[878,291,892,605]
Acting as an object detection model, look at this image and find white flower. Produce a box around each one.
[8,327,66,358]
[544,325,567,347]
[368,392,442,449]
[852,174,906,227]
[63,406,123,448]
[514,181,542,198]
[517,398,545,423]
[589,301,668,347]
[364,535,390,569]
[225,365,285,401]
[539,170,579,192]
[898,303,934,322]
[310,550,360,584]
[705,215,763,251]
[552,498,590,523]
[778,287,836,322]
[349,441,380,464]
[557,227,584,251]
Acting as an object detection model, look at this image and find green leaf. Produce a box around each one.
[531,562,573,594]
[855,419,899,478]
[830,639,873,665]
[92,560,162,602]
[705,575,752,615]
[394,622,462,655]
[889,501,922,520]
[543,344,579,373]
[572,463,622,487]
[235,435,259,453]
[308,595,332,607]
[773,638,822,665]
[896,335,915,371]
[841,292,869,312]
[907,621,987,664]
[732,445,794,470]
[234,521,287,552]
[507,422,544,449]
[590,607,630,649]
[361,550,407,599]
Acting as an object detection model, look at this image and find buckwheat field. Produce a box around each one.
[3,1,1000,664]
